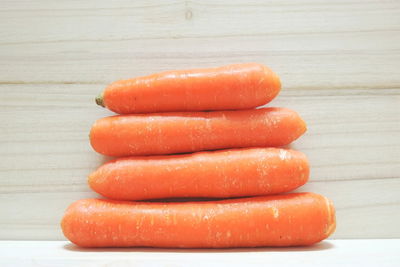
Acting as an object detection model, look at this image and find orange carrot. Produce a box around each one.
[89,107,306,157]
[61,192,336,248]
[96,63,281,114]
[89,148,309,200]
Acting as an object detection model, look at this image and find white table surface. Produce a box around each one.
[0,0,400,241]
[1,239,399,267]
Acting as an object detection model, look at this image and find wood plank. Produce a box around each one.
[0,32,399,88]
[1,1,399,43]
[0,179,399,240]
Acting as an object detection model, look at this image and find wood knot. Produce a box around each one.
[185,9,193,20]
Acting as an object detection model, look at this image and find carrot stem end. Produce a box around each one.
[95,93,105,107]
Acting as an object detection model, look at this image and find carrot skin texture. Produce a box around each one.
[89,107,307,157]
[100,63,281,114]
[61,193,336,248]
[88,148,309,200]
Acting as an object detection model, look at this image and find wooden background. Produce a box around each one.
[0,0,399,240]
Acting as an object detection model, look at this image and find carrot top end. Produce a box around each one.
[95,93,105,107]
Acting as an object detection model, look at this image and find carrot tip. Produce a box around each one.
[95,93,105,107]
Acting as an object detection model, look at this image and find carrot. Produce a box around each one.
[95,63,281,114]
[88,148,309,200]
[89,107,306,157]
[61,192,336,248]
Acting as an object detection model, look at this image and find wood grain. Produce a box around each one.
[0,0,399,240]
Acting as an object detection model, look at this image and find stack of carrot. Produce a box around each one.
[61,63,336,248]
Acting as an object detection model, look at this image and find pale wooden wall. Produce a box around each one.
[0,0,399,240]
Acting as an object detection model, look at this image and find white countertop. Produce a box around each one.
[1,239,399,266]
